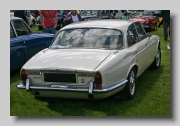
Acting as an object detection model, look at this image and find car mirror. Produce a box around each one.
[146,32,152,37]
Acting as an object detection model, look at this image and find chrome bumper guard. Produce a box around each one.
[17,79,128,94]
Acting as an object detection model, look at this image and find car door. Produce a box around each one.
[134,22,150,69]
[127,23,147,75]
[10,21,25,70]
[135,23,157,67]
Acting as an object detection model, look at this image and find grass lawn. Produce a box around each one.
[10,25,170,116]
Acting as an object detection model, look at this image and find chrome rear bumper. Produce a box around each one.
[17,79,127,99]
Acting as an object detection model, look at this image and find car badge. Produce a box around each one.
[81,78,85,83]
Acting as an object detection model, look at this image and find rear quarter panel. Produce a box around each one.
[94,49,137,88]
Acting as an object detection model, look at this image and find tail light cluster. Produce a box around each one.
[144,20,149,24]
[21,69,27,86]
[94,72,102,89]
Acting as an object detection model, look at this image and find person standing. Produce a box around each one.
[30,10,40,19]
[40,10,58,34]
[129,10,137,18]
[161,10,170,41]
[63,10,82,26]
[14,10,29,25]
[110,10,118,19]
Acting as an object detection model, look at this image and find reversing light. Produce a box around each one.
[94,72,102,89]
[21,69,27,86]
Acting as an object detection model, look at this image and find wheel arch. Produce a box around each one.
[126,64,138,79]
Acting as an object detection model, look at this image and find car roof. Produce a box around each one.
[61,19,138,31]
[10,16,21,21]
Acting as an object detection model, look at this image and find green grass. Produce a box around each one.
[10,25,170,116]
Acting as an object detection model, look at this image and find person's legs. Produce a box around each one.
[42,27,49,33]
[168,22,170,37]
[49,27,56,34]
[158,19,163,28]
[163,21,168,40]
[43,27,56,34]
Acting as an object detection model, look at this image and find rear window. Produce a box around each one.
[50,28,123,49]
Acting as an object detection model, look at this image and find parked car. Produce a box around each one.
[144,10,161,17]
[80,10,112,21]
[129,12,158,32]
[17,19,161,100]
[36,10,69,30]
[10,17,55,71]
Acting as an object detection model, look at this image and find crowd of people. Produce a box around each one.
[13,10,170,42]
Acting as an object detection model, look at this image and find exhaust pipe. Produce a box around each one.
[88,94,94,99]
[34,91,40,95]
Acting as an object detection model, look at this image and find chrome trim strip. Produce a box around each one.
[40,68,76,73]
[17,79,128,93]
[78,73,93,77]
[88,82,93,94]
[93,80,128,92]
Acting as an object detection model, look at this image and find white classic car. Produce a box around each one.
[17,19,161,100]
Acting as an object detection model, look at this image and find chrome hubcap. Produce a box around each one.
[129,71,135,95]
[156,49,160,66]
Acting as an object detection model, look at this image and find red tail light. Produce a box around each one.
[21,69,27,86]
[94,72,102,89]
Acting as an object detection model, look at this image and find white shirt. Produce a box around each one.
[71,14,79,22]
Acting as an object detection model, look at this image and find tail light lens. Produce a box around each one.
[144,20,149,24]
[94,72,102,89]
[21,69,27,86]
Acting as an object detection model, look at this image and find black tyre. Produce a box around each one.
[38,26,43,30]
[147,24,152,32]
[125,67,137,99]
[150,47,161,69]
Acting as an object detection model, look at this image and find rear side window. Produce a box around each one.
[10,22,16,38]
[127,23,139,46]
[134,22,146,41]
[11,19,29,36]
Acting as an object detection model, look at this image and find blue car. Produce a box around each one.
[10,17,55,71]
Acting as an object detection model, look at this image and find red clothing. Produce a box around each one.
[40,10,58,27]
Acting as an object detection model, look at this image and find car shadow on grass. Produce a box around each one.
[10,69,21,84]
[34,66,164,116]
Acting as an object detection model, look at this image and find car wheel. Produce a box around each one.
[112,67,136,101]
[147,24,152,32]
[150,47,161,69]
[38,26,43,30]
[125,67,136,99]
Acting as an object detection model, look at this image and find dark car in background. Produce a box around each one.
[80,10,112,21]
[36,10,69,30]
[10,17,55,71]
